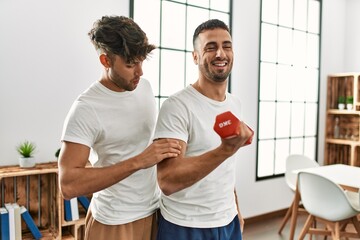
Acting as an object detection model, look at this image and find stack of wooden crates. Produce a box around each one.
[325,72,360,166]
[0,162,87,239]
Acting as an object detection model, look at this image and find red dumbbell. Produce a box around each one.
[213,111,254,145]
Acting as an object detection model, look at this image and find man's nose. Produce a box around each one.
[135,63,143,76]
[216,47,226,58]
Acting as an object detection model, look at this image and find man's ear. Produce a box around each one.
[99,54,111,68]
[192,51,199,65]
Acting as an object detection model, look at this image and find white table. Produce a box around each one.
[298,164,360,192]
[288,164,360,240]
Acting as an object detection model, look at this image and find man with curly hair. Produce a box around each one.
[58,16,181,240]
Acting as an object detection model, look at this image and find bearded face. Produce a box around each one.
[193,28,233,83]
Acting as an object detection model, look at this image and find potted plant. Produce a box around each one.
[346,96,353,110]
[16,140,36,168]
[338,96,345,110]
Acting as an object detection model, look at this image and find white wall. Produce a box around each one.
[0,0,129,166]
[344,0,360,71]
[0,0,358,219]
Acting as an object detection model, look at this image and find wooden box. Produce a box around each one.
[0,162,59,239]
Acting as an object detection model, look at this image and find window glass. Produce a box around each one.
[290,137,304,154]
[160,50,185,96]
[294,0,307,31]
[161,1,186,49]
[291,67,305,101]
[187,0,209,8]
[276,102,291,138]
[277,65,292,101]
[258,102,276,139]
[143,49,160,94]
[305,103,318,135]
[261,0,278,24]
[171,0,186,3]
[278,27,293,64]
[211,0,230,12]
[308,0,320,33]
[260,24,278,62]
[279,0,293,28]
[293,30,307,66]
[304,137,316,159]
[259,63,277,101]
[275,139,289,174]
[257,0,321,180]
[209,11,230,24]
[291,102,305,137]
[305,68,319,102]
[307,34,319,68]
[258,140,275,177]
[133,0,161,45]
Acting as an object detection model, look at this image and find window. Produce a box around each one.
[257,0,321,179]
[131,0,232,110]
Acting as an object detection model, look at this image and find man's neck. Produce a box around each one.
[192,80,227,101]
[99,72,125,92]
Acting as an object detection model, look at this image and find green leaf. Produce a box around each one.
[16,140,36,158]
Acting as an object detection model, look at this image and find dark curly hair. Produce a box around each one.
[192,19,230,47]
[88,16,156,63]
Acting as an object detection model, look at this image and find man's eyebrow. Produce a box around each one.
[204,41,217,46]
[204,40,232,46]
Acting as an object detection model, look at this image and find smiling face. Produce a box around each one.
[193,28,233,83]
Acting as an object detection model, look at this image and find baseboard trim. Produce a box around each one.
[244,208,288,225]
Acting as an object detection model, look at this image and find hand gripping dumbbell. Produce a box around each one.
[213,111,254,145]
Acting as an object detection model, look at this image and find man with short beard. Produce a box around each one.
[154,19,253,240]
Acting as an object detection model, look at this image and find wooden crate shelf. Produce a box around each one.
[22,228,58,240]
[0,162,86,240]
[354,146,360,166]
[327,74,355,109]
[325,143,352,165]
[326,114,359,140]
[325,72,360,167]
[62,222,85,240]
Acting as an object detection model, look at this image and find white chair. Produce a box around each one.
[297,172,360,239]
[278,154,319,235]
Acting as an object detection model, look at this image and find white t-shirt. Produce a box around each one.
[154,85,242,228]
[61,79,160,225]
